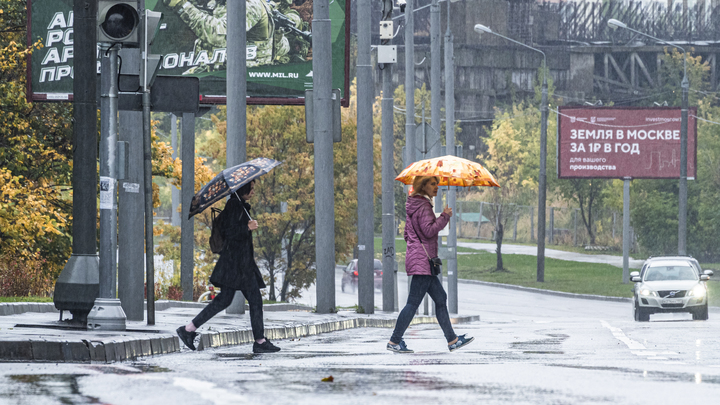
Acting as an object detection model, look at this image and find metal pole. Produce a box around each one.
[622,178,631,283]
[538,63,548,282]
[404,0,415,169]
[69,0,97,258]
[226,0,248,314]
[88,44,126,330]
[313,0,336,313]
[679,69,689,255]
[142,82,155,325]
[445,1,458,314]
[474,25,547,282]
[610,22,688,255]
[54,0,99,325]
[430,0,440,162]
[118,105,145,320]
[357,0,374,314]
[170,114,181,227]
[99,45,119,301]
[181,113,195,302]
[381,6,396,313]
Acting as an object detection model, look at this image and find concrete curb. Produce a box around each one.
[0,303,58,316]
[0,301,313,316]
[458,278,633,303]
[0,314,479,363]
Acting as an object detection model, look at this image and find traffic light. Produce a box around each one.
[97,1,140,46]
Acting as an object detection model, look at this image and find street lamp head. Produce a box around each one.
[474,24,492,34]
[607,19,627,30]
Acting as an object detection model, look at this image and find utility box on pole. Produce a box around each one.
[305,89,342,143]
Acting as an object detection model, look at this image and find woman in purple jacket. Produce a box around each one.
[387,176,474,353]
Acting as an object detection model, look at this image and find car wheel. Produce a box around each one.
[692,304,709,321]
[634,301,650,322]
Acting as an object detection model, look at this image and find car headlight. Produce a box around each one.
[640,288,658,297]
[688,285,706,297]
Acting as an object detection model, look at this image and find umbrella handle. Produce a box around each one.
[243,206,253,221]
[235,193,253,221]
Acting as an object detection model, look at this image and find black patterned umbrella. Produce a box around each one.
[188,157,282,218]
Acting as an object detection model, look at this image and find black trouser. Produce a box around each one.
[192,275,264,341]
[390,275,457,344]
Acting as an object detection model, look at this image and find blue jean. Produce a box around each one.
[192,275,265,341]
[390,275,457,344]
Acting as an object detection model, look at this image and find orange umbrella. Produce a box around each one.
[395,155,500,188]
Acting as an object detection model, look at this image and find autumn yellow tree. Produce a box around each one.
[479,66,557,270]
[156,81,382,302]
[0,2,73,291]
[0,1,190,296]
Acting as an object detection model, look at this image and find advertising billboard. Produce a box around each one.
[557,107,697,179]
[27,0,350,105]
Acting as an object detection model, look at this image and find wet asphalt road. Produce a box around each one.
[2,279,720,404]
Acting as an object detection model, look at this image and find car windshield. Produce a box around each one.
[644,265,698,281]
[373,260,382,270]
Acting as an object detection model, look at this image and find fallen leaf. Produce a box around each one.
[321,376,334,382]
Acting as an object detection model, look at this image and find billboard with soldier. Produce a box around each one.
[27,0,349,105]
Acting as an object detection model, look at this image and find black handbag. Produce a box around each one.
[410,212,442,277]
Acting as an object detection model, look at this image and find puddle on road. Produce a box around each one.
[131,363,172,373]
[4,363,171,403]
[82,362,172,375]
[226,367,615,403]
[510,333,569,359]
[6,374,100,404]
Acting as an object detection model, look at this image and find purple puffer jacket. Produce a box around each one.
[404,195,450,276]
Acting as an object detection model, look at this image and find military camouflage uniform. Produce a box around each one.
[271,0,310,64]
[247,0,288,67]
[171,0,227,73]
[169,0,289,72]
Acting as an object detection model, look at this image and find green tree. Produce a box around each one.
[629,49,716,259]
[480,98,553,270]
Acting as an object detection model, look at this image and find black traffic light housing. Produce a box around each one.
[98,1,140,46]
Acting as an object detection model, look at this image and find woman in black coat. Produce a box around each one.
[177,180,280,353]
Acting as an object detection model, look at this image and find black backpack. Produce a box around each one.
[209,207,225,254]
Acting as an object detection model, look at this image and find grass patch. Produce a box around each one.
[0,296,53,303]
[457,251,636,298]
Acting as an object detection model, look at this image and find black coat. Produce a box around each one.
[209,195,266,290]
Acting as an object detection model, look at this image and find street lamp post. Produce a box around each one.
[607,19,689,255]
[474,24,548,282]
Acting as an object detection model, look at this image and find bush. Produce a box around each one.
[0,253,54,297]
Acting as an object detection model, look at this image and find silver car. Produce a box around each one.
[631,257,713,321]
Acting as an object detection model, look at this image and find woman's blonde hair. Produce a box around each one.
[411,176,439,197]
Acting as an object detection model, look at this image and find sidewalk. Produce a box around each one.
[0,301,479,363]
[457,241,645,269]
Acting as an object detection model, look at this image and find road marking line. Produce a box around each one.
[174,377,248,404]
[601,320,646,350]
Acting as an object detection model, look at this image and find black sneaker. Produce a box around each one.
[176,326,197,351]
[387,340,414,353]
[448,334,474,352]
[253,339,281,353]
